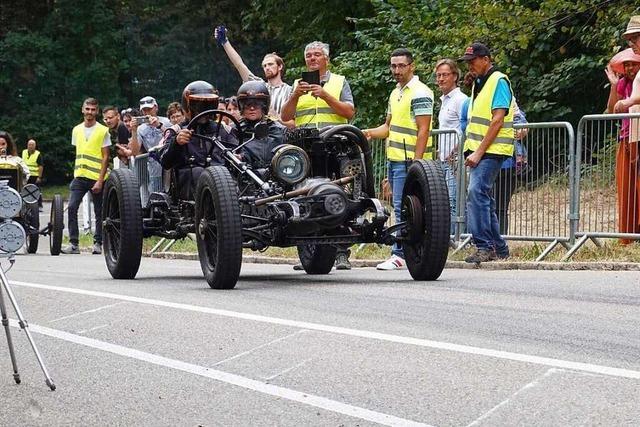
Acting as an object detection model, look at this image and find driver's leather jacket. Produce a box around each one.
[158,120,237,170]
[236,118,285,169]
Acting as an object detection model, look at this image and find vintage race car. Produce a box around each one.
[102,110,450,289]
[0,159,63,255]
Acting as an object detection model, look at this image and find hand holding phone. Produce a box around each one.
[132,116,150,125]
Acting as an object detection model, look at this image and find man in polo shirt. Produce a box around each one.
[62,97,111,255]
[459,42,514,263]
[214,25,292,124]
[362,48,434,271]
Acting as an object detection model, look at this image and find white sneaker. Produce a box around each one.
[376,255,406,270]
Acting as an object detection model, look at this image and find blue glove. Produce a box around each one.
[215,25,228,46]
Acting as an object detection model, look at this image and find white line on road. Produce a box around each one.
[264,358,314,381]
[465,368,562,427]
[11,280,640,380]
[49,302,127,323]
[9,320,431,427]
[76,324,109,334]
[212,330,308,366]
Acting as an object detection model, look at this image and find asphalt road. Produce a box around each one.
[0,253,638,426]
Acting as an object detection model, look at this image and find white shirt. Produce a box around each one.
[437,87,468,161]
[71,122,111,148]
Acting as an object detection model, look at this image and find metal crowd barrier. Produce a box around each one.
[564,112,640,259]
[130,153,164,208]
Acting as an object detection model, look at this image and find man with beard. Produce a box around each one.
[102,105,132,165]
[214,25,292,123]
[158,81,237,200]
[62,98,111,255]
[362,48,434,271]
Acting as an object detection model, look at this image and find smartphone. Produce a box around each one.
[133,115,150,125]
[301,70,320,86]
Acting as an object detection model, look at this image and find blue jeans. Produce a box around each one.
[388,161,408,258]
[466,156,508,254]
[441,161,457,235]
[67,177,103,245]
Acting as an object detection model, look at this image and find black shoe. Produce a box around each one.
[335,252,352,270]
[496,250,510,260]
[293,263,304,271]
[464,249,497,263]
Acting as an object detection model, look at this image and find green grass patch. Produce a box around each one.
[41,184,69,200]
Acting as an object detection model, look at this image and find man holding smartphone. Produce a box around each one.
[281,41,355,129]
[282,41,356,270]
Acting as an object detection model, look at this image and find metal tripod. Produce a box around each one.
[0,258,55,390]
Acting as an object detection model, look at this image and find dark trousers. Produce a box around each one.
[494,169,517,235]
[26,176,43,207]
[68,177,103,245]
[176,167,204,200]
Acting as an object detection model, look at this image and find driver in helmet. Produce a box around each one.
[158,80,237,199]
[235,80,285,169]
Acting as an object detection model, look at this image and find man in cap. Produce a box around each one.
[458,42,514,263]
[130,96,171,194]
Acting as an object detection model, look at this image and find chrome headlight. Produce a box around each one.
[0,184,22,218]
[0,220,25,253]
[271,145,310,185]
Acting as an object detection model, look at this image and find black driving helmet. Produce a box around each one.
[181,80,219,119]
[237,81,270,115]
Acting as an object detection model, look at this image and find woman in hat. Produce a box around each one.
[605,46,640,243]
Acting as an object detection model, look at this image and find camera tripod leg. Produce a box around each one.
[0,269,56,391]
[0,284,21,384]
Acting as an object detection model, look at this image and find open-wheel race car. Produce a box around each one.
[102,110,450,289]
[0,160,64,255]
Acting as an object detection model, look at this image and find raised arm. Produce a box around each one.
[215,26,253,82]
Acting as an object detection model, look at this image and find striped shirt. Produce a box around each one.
[247,72,292,117]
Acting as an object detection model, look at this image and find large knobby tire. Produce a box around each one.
[49,194,64,256]
[25,204,39,253]
[103,169,143,279]
[296,244,337,275]
[195,166,243,289]
[402,159,450,280]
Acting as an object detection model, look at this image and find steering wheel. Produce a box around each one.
[187,109,241,139]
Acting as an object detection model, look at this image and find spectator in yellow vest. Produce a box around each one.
[62,98,110,255]
[459,42,514,263]
[363,48,434,271]
[22,139,43,185]
[281,41,355,128]
[22,138,44,208]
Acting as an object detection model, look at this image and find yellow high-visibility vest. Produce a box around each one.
[387,78,434,161]
[464,71,515,156]
[22,149,40,177]
[72,123,109,180]
[294,73,349,128]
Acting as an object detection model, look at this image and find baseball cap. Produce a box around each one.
[139,96,157,110]
[458,43,491,61]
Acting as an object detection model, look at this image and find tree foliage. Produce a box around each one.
[0,0,638,182]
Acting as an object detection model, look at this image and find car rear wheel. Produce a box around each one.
[49,194,64,255]
[296,244,337,275]
[25,204,39,254]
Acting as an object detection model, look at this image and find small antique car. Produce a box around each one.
[0,159,63,255]
[102,110,450,289]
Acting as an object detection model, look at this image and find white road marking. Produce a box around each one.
[9,319,431,427]
[49,302,127,323]
[465,368,562,427]
[76,324,109,334]
[213,330,308,366]
[11,280,640,380]
[264,358,314,381]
